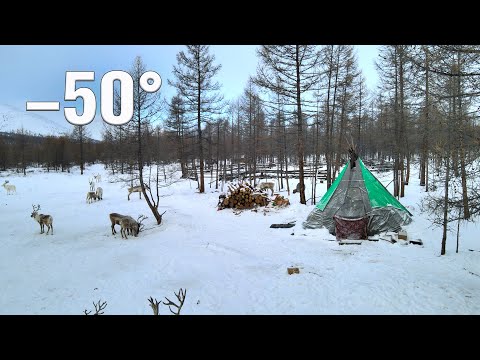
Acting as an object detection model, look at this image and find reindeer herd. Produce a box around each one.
[3,172,148,239]
[5,168,278,239]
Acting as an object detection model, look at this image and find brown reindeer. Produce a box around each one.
[128,184,150,201]
[31,204,53,235]
[109,213,128,235]
[86,191,98,203]
[109,213,147,238]
[120,216,140,239]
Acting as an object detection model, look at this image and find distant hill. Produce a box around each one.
[0,104,104,141]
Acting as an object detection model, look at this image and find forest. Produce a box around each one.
[1,45,480,255]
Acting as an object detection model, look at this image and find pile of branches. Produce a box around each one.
[218,181,270,210]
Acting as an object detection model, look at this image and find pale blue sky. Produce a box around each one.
[0,45,378,121]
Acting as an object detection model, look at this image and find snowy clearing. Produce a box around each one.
[0,164,479,314]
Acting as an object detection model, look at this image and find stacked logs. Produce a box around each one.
[219,181,270,209]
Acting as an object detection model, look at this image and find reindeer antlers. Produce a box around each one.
[148,296,161,315]
[163,288,187,315]
[32,204,41,212]
[136,215,148,231]
[84,300,108,315]
[137,214,148,222]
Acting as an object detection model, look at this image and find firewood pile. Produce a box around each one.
[272,194,290,207]
[218,181,270,210]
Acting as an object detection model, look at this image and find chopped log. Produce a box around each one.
[287,267,300,275]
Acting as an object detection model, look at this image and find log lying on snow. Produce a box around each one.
[270,223,295,228]
[218,181,270,209]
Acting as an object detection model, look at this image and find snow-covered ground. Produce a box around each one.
[0,163,479,315]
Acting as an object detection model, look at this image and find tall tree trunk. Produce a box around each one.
[420,47,429,189]
[399,47,406,198]
[441,150,450,256]
[313,104,320,204]
[457,53,470,220]
[335,79,348,175]
[329,50,340,184]
[197,66,205,193]
[295,46,306,205]
[325,46,334,189]
[136,85,162,225]
[253,96,257,187]
[283,115,290,196]
[216,121,220,190]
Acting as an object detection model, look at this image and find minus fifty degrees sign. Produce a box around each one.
[26,101,60,111]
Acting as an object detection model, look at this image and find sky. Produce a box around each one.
[0,162,479,314]
[0,45,379,128]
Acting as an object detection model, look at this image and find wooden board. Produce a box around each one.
[338,240,363,245]
[270,223,295,228]
[409,239,423,245]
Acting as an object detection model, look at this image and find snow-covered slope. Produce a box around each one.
[0,104,103,140]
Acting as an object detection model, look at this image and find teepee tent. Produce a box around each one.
[303,157,412,239]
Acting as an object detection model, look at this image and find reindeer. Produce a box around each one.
[2,180,16,195]
[109,213,147,237]
[30,204,53,235]
[120,216,140,239]
[89,178,95,192]
[94,173,101,183]
[86,191,98,203]
[293,182,301,194]
[258,182,275,196]
[128,184,150,201]
[109,213,128,235]
[95,187,103,200]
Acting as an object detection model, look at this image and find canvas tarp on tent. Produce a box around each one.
[303,158,412,237]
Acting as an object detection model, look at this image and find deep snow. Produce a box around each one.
[0,163,479,314]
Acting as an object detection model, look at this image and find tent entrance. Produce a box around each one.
[333,215,368,240]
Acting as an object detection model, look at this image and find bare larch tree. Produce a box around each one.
[169,45,224,193]
[254,45,320,205]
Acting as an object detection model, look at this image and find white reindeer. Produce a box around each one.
[2,180,16,195]
[89,178,95,192]
[95,187,103,200]
[258,182,275,196]
[30,204,53,235]
[128,184,150,201]
[86,191,98,203]
[94,173,101,183]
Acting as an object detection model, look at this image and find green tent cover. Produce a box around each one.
[316,159,412,216]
